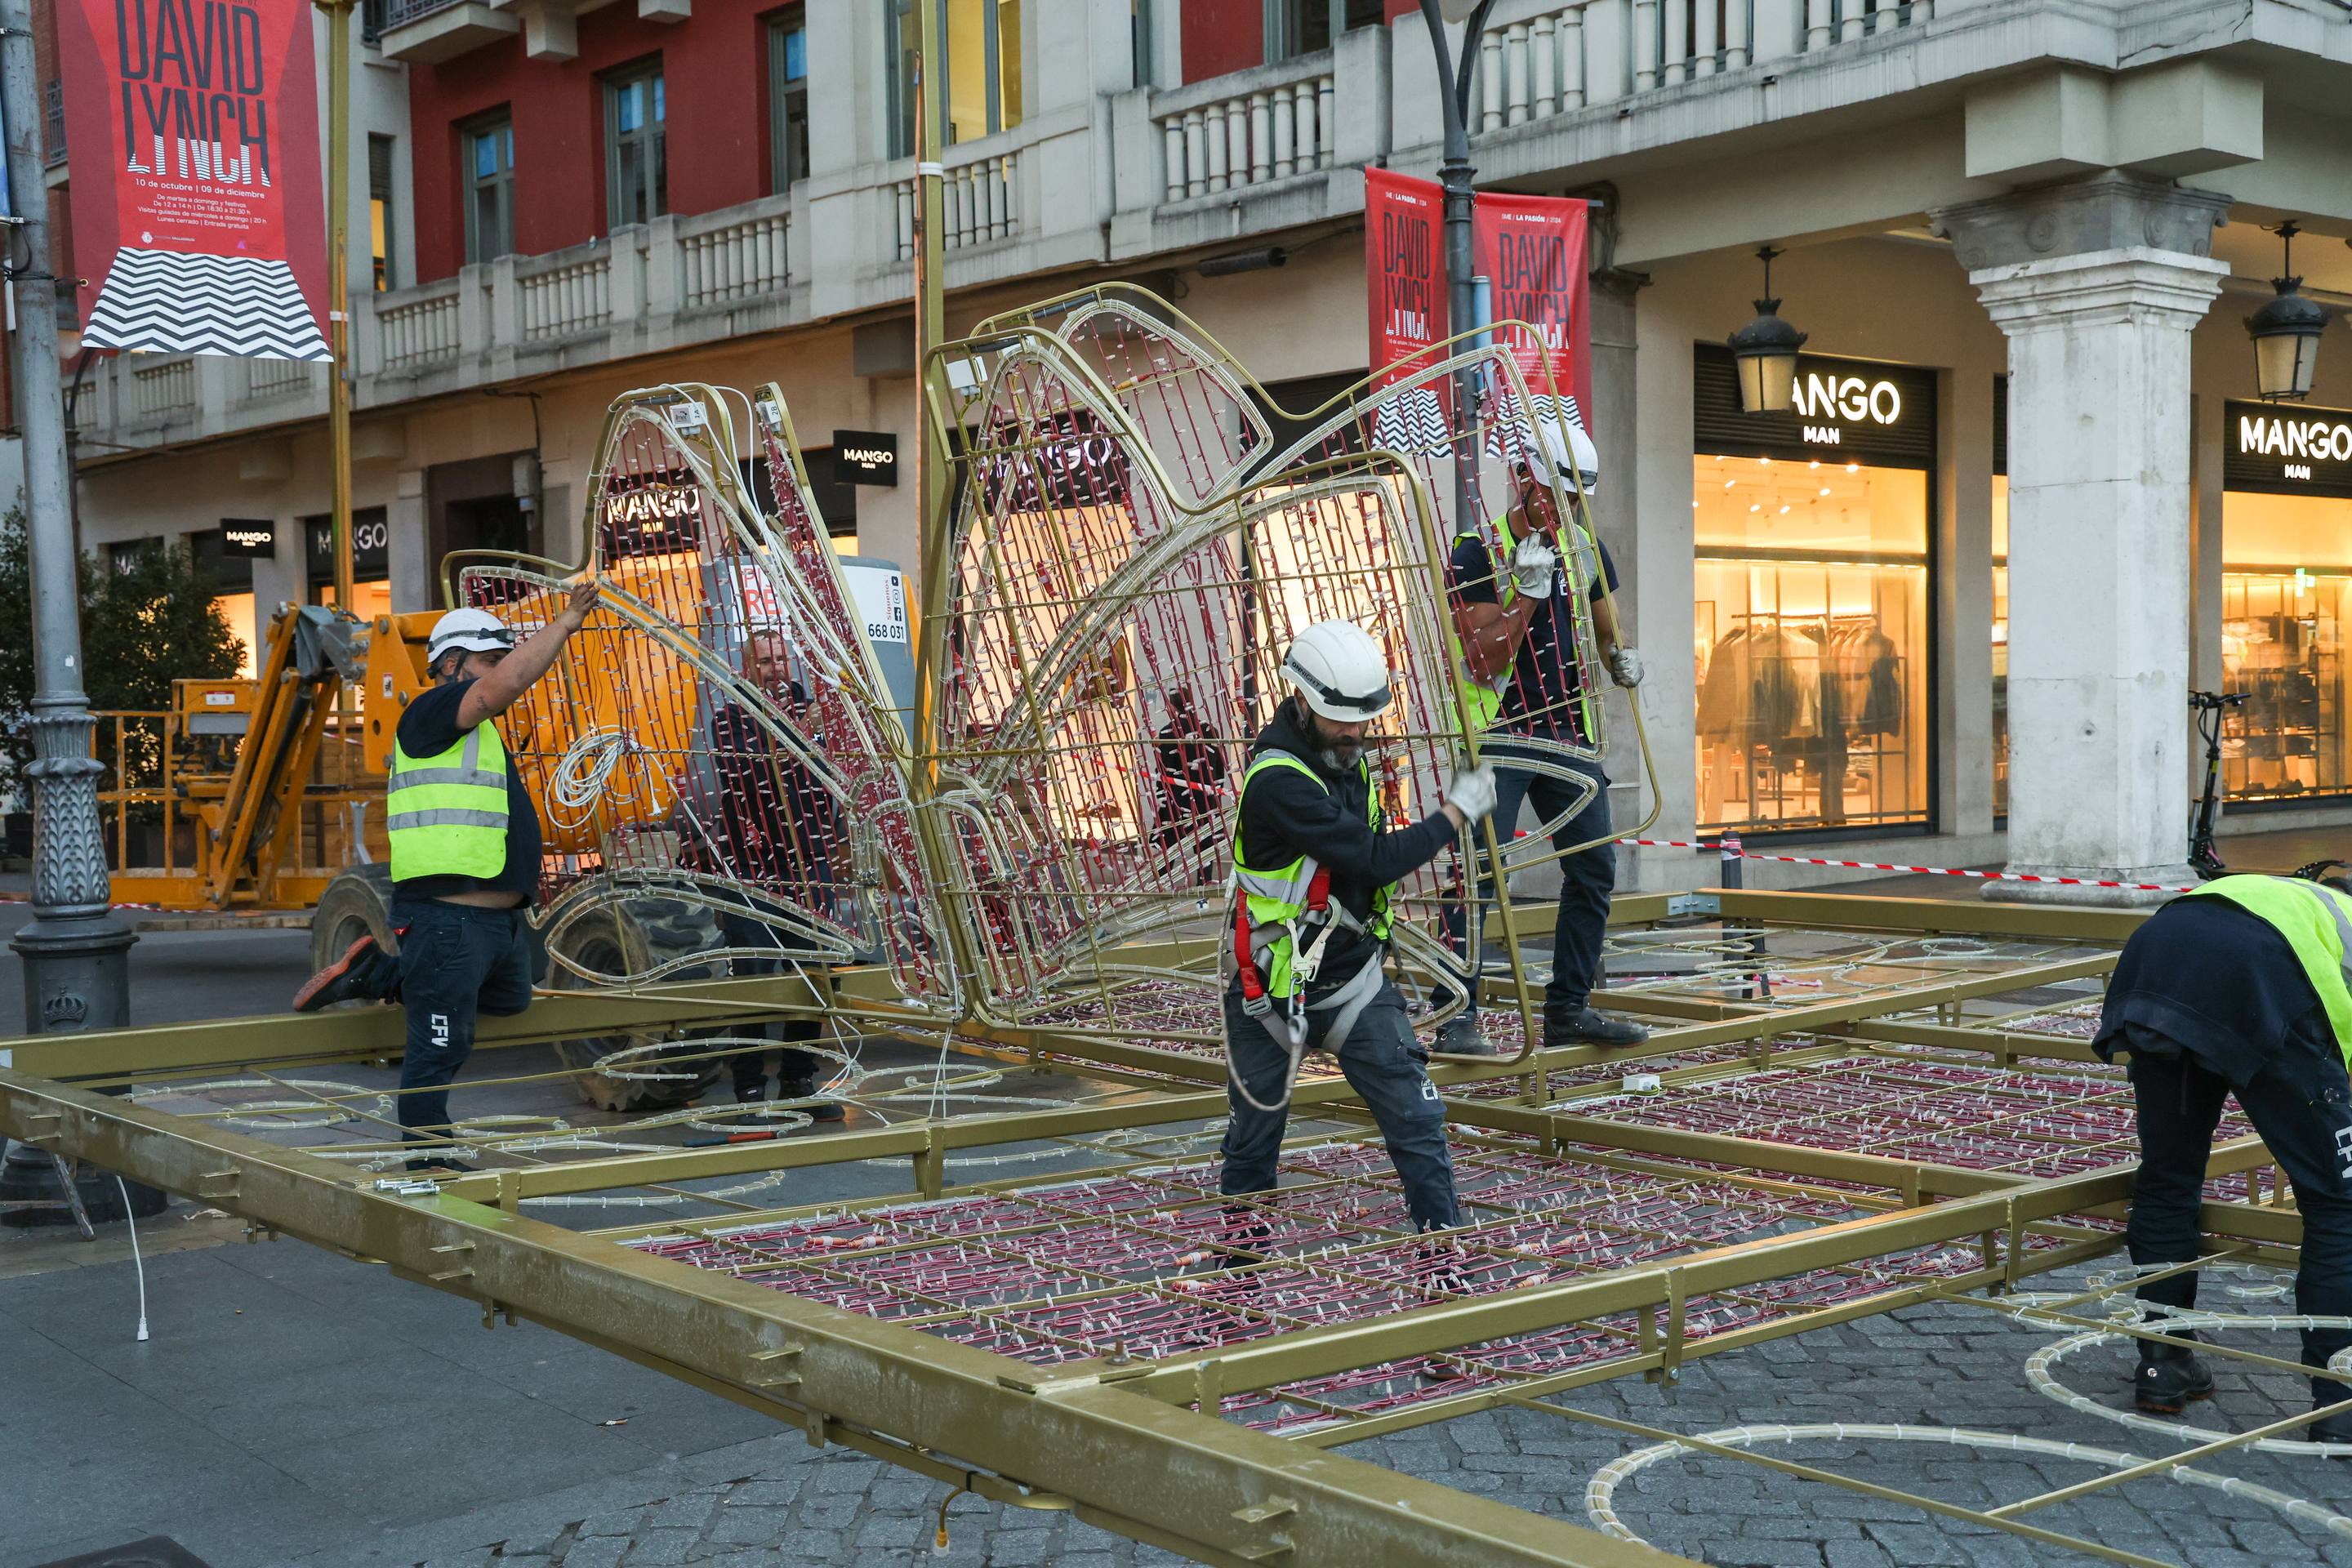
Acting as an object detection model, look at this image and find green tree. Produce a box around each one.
[0,510,245,803]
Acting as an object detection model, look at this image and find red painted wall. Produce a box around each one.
[409,0,784,283]
[1181,5,1417,87]
[1181,0,1262,84]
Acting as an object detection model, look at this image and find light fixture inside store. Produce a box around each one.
[2247,220,2327,402]
[1728,245,1807,413]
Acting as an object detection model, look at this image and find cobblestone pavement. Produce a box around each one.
[376,1266,2352,1568]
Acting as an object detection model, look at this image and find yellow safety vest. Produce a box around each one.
[2185,873,2352,1067]
[387,721,510,881]
[1230,749,1394,999]
[1453,510,1600,737]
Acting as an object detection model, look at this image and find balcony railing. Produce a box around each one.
[1155,54,1336,203]
[127,359,197,422]
[680,207,793,310]
[384,0,462,26]
[378,282,461,370]
[362,194,797,381]
[246,359,317,402]
[516,252,612,341]
[893,149,1022,261]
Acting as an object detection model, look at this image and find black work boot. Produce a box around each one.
[1541,1000,1650,1049]
[2134,1343,2215,1414]
[293,934,381,1012]
[782,1076,845,1122]
[1435,1014,1507,1056]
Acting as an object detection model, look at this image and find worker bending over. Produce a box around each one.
[1222,621,1499,1232]
[2094,867,2352,1442]
[1442,412,1646,1053]
[293,582,599,1170]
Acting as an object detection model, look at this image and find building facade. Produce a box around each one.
[42,0,2352,893]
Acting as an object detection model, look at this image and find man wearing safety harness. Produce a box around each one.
[2092,866,2352,1443]
[1221,621,1499,1233]
[1441,412,1646,1054]
[292,582,599,1169]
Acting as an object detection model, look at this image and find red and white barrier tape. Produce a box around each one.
[1607,835,2197,893]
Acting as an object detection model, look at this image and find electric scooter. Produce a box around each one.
[2187,689,2247,880]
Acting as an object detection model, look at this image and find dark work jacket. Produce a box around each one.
[2094,895,2336,1084]
[1232,702,1453,984]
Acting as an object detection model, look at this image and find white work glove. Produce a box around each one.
[1444,764,1499,825]
[1509,536,1558,599]
[1607,644,1645,689]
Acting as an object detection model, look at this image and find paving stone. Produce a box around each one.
[1692,1539,1826,1568]
[1821,1543,1893,1568]
[575,1511,646,1540]
[719,1478,804,1508]
[617,1530,699,1567]
[644,1494,716,1530]
[702,1506,793,1547]
[1858,1523,1970,1566]
[556,1540,629,1568]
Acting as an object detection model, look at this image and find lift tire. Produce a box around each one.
[546,898,728,1114]
[310,863,400,980]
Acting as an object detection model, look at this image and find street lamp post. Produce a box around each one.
[0,0,146,1217]
[1416,0,1496,527]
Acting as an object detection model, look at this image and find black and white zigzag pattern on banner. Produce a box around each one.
[1369,385,1454,461]
[84,249,330,362]
[1484,392,1588,461]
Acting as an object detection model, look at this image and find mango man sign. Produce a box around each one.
[56,0,329,360]
[2225,402,2352,498]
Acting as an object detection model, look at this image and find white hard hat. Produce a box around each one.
[1517,406,1601,494]
[427,607,516,664]
[1282,621,1392,723]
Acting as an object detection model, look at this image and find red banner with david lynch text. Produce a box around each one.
[57,0,329,360]
[1473,191,1592,428]
[1365,168,1447,391]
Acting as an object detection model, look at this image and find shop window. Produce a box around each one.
[1692,347,1936,835]
[605,62,668,229]
[463,114,515,265]
[1694,456,1930,834]
[2217,401,2352,805]
[887,0,1022,157]
[305,510,393,626]
[768,9,810,193]
[369,134,397,291]
[190,528,261,679]
[1991,371,2009,820]
[2219,492,2352,804]
[1991,474,2008,820]
[1267,0,1383,63]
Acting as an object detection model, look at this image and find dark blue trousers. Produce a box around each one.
[385,901,534,1143]
[1218,978,1461,1232]
[2125,1032,2352,1405]
[1441,749,1615,1019]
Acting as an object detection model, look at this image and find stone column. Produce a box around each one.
[1931,174,2230,903]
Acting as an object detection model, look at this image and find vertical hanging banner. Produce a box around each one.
[1472,191,1592,430]
[1365,169,1447,390]
[56,0,330,360]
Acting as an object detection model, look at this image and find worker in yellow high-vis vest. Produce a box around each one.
[291,580,599,1171]
[2094,866,2352,1445]
[1222,621,1499,1236]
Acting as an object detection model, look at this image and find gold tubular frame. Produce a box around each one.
[2,886,2317,1568]
[0,307,2314,1562]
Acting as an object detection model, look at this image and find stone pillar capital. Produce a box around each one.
[1968,246,2230,337]
[1928,170,2231,272]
